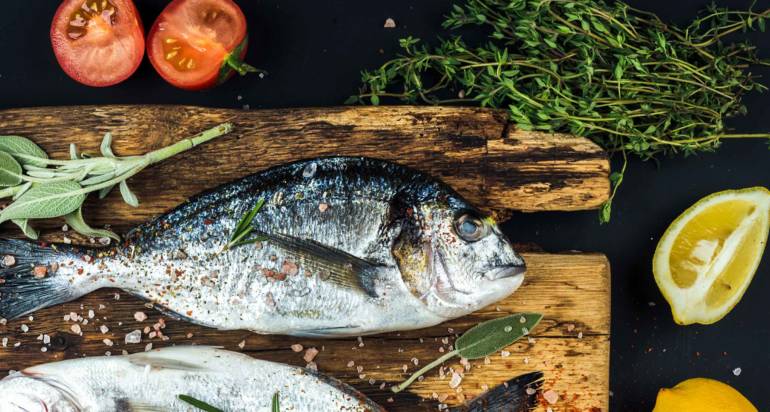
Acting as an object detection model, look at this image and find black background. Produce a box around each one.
[1,1,768,410]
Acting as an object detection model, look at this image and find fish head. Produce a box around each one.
[392,194,525,319]
[0,373,80,412]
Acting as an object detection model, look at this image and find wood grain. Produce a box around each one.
[0,105,611,411]
[0,252,610,412]
[0,105,609,232]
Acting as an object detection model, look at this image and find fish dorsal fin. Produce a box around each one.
[257,231,382,298]
[127,346,226,371]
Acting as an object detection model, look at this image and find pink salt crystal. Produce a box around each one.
[70,324,82,335]
[133,312,147,322]
[281,261,299,276]
[318,203,329,212]
[543,389,559,404]
[347,361,355,368]
[33,266,48,279]
[306,362,318,371]
[383,18,396,28]
[303,347,319,363]
[291,344,303,352]
[3,255,15,267]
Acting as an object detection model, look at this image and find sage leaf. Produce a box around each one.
[178,395,224,412]
[391,312,543,393]
[119,181,139,207]
[100,133,115,158]
[12,219,39,240]
[455,312,543,359]
[65,206,120,241]
[0,136,49,167]
[0,151,23,187]
[98,184,116,199]
[12,182,32,200]
[0,181,85,224]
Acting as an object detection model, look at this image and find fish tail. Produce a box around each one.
[449,371,543,412]
[0,239,83,320]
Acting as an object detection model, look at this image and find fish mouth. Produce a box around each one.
[484,264,526,281]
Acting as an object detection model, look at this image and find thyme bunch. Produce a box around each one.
[351,0,770,221]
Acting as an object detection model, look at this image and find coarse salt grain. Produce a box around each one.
[411,357,419,366]
[525,387,537,395]
[306,362,318,371]
[125,330,142,344]
[134,312,147,322]
[501,350,510,357]
[41,347,47,352]
[291,344,303,352]
[303,347,319,363]
[20,324,28,333]
[3,255,15,267]
[88,310,95,319]
[402,364,408,373]
[449,372,463,389]
[520,316,527,323]
[100,325,109,334]
[356,365,364,373]
[238,340,246,349]
[103,339,114,347]
[504,325,513,332]
[144,343,153,352]
[543,389,559,404]
[483,356,491,365]
[733,367,742,376]
[383,18,396,28]
[1,338,7,347]
[578,331,583,339]
[347,361,355,368]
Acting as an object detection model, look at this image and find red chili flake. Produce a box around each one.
[203,219,213,225]
[406,207,414,217]
[273,272,287,281]
[186,310,193,316]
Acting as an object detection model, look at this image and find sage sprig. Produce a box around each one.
[223,198,266,251]
[352,0,770,222]
[0,123,233,240]
[178,394,224,412]
[391,312,543,393]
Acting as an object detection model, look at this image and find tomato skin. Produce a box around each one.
[147,0,254,91]
[50,0,145,87]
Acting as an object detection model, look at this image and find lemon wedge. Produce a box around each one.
[653,378,757,412]
[653,187,770,325]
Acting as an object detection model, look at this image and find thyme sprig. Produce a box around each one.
[352,0,770,222]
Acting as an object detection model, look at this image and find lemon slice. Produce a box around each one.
[653,187,770,325]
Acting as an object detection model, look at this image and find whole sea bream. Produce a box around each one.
[0,157,526,336]
[0,346,384,411]
[0,346,543,412]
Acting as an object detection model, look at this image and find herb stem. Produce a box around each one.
[391,349,459,393]
[145,123,233,165]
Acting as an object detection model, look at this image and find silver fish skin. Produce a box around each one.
[0,346,384,412]
[0,157,525,337]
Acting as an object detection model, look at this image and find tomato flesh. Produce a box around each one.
[51,0,145,87]
[148,0,252,90]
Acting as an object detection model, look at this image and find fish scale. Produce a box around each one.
[0,157,526,337]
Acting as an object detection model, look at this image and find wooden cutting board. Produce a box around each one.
[0,105,611,412]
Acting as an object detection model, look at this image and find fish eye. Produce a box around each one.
[454,213,488,242]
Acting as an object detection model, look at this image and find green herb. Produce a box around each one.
[390,312,542,393]
[352,0,770,222]
[272,392,280,412]
[0,123,233,240]
[223,198,267,251]
[178,394,224,412]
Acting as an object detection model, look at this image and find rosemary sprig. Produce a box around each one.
[391,313,542,393]
[0,123,233,239]
[272,392,280,412]
[352,0,770,222]
[178,394,224,412]
[223,198,267,251]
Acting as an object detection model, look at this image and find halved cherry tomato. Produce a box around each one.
[50,0,145,87]
[147,0,261,90]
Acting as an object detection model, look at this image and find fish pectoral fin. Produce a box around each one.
[291,325,362,337]
[258,231,383,298]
